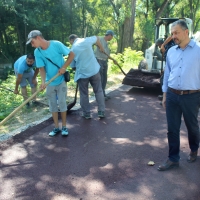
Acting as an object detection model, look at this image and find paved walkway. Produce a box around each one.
[0,85,200,200]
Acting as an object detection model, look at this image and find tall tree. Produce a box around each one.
[0,0,199,62]
[109,0,136,53]
[171,0,200,32]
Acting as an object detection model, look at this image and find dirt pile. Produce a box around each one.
[122,69,161,89]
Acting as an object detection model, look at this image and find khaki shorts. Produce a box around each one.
[46,81,67,112]
[15,70,36,88]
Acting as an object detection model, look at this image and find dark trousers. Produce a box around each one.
[78,72,105,114]
[166,89,200,162]
[97,59,108,96]
[160,74,164,89]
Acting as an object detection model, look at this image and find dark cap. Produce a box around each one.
[26,30,42,45]
[69,34,78,41]
[105,30,115,36]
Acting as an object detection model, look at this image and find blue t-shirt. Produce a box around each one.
[34,40,71,86]
[14,55,35,74]
[70,36,100,81]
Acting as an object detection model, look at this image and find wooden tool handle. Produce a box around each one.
[102,52,126,76]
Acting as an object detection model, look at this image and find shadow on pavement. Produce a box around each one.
[1,85,200,200]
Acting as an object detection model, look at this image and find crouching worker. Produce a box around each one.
[26,30,74,137]
[14,53,39,107]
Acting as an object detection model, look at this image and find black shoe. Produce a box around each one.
[104,96,109,101]
[26,102,30,108]
[158,95,163,101]
[187,151,198,163]
[32,100,39,106]
[157,159,179,171]
[104,95,111,101]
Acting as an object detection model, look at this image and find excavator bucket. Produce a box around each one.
[122,69,161,90]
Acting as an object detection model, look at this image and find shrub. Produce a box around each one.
[108,47,144,74]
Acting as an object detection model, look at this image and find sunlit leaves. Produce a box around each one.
[109,47,144,74]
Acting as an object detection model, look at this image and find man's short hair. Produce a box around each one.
[172,20,188,30]
[26,53,35,60]
[69,34,78,41]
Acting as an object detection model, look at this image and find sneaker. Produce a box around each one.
[49,128,60,137]
[61,127,69,136]
[81,112,91,119]
[98,111,105,118]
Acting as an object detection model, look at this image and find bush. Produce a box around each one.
[0,75,22,119]
[0,74,48,119]
[108,47,144,74]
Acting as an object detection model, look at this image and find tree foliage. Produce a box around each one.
[0,0,199,64]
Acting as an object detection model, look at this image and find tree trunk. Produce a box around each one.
[117,17,133,53]
[117,0,136,53]
[14,13,23,55]
[188,0,200,32]
[155,0,170,18]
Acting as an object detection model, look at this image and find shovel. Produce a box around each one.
[67,83,78,112]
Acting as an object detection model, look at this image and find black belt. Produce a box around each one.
[169,87,200,95]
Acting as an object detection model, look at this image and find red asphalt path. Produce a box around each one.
[0,85,200,200]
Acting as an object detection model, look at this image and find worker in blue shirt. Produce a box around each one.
[26,30,74,137]
[14,54,39,107]
[158,20,200,171]
[69,34,105,119]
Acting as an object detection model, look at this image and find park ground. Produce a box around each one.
[0,84,200,200]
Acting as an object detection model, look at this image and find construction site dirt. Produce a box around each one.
[122,69,162,90]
